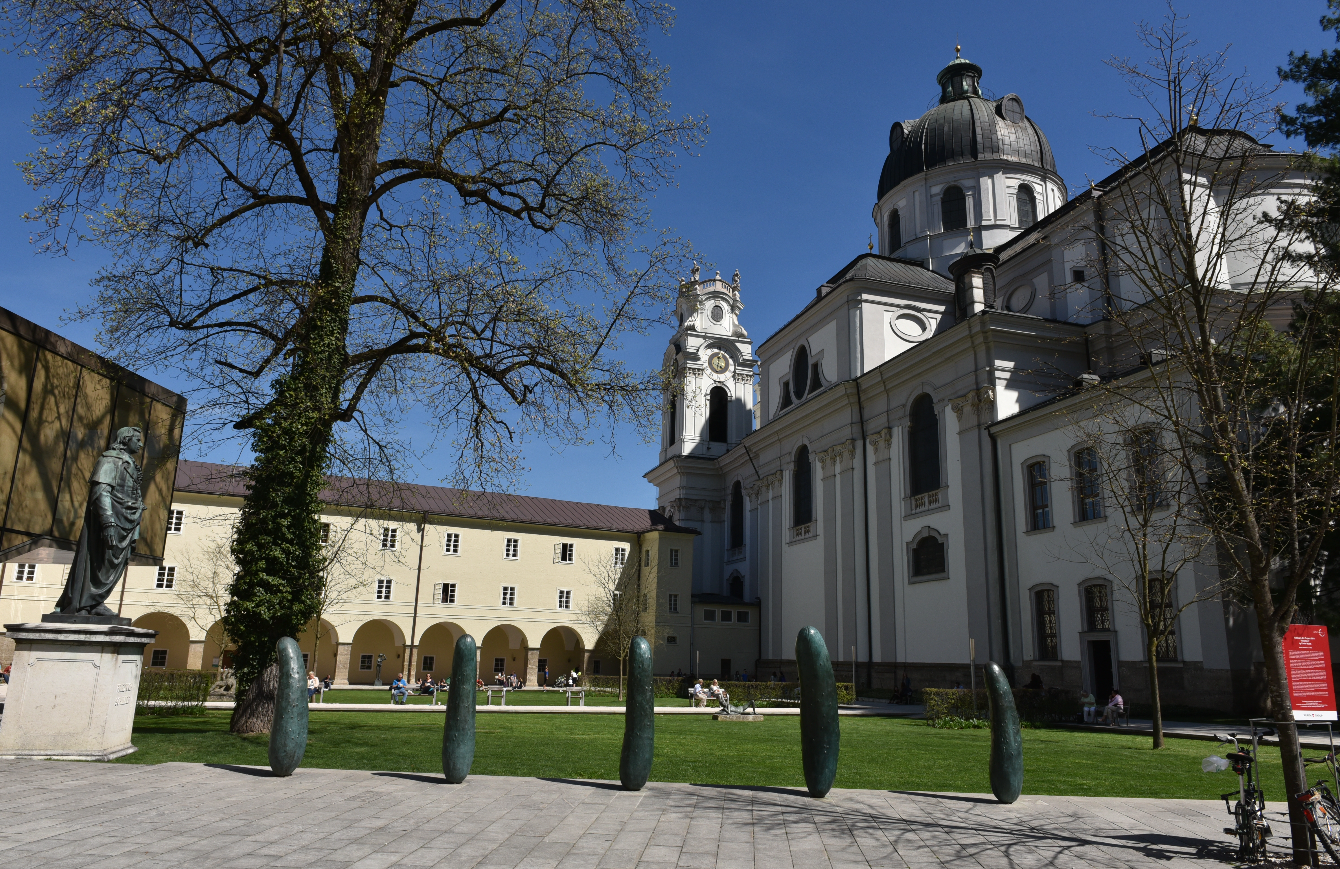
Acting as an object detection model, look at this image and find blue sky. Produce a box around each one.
[0,1,1329,507]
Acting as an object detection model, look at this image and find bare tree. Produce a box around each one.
[579,547,655,699]
[1069,11,1339,860]
[4,0,705,721]
[1054,394,1222,748]
[176,529,238,670]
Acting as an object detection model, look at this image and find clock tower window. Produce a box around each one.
[708,386,729,443]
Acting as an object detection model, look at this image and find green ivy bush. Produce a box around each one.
[923,687,1080,725]
[137,670,214,716]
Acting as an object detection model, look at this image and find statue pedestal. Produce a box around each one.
[0,622,157,760]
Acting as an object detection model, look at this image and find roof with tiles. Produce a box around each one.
[173,460,697,536]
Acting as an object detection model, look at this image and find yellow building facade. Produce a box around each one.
[0,461,700,683]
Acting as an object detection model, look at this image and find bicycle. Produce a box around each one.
[1298,750,1340,864]
[1214,720,1275,863]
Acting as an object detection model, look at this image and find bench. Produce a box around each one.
[484,687,509,706]
[565,688,585,707]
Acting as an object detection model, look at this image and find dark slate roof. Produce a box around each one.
[821,254,953,293]
[877,63,1056,200]
[173,460,696,535]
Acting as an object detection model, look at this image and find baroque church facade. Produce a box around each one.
[645,53,1286,710]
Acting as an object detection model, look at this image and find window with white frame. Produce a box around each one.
[360,654,373,670]
[375,577,393,600]
[555,542,574,564]
[736,610,750,624]
[319,522,331,545]
[1026,461,1052,530]
[702,608,717,622]
[1074,447,1104,521]
[155,566,176,589]
[720,609,733,623]
[12,563,36,582]
[443,532,460,555]
[613,546,628,568]
[380,527,398,550]
[669,548,680,568]
[557,589,572,610]
[667,593,679,613]
[421,655,436,672]
[504,537,519,560]
[434,582,456,604]
[500,585,517,606]
[166,508,184,534]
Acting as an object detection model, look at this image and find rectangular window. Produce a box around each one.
[375,577,393,600]
[381,526,398,550]
[493,657,506,675]
[302,653,310,670]
[555,542,574,564]
[1034,588,1059,661]
[13,563,36,582]
[319,522,331,545]
[150,649,168,668]
[667,593,679,613]
[500,586,516,607]
[1130,428,1167,509]
[359,654,373,670]
[720,609,733,623]
[421,655,435,672]
[613,546,628,568]
[670,549,680,568]
[557,589,572,610]
[644,549,651,567]
[538,658,547,674]
[1084,584,1112,632]
[666,635,679,645]
[504,537,519,560]
[703,608,717,622]
[592,659,601,675]
[1074,448,1104,521]
[442,582,457,604]
[443,532,460,555]
[155,565,176,589]
[1072,269,1086,284]
[1027,461,1051,530]
[166,508,184,534]
[1151,574,1179,661]
[736,610,750,624]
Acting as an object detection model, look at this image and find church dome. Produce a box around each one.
[877,53,1057,201]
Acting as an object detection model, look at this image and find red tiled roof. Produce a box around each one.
[172,460,696,536]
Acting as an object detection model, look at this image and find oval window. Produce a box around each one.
[892,312,930,341]
[711,305,724,323]
[1007,285,1036,313]
[792,345,809,400]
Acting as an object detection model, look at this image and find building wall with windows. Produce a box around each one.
[0,461,698,683]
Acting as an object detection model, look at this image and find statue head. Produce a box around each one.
[113,426,143,455]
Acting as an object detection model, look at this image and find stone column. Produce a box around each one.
[525,647,540,687]
[868,428,896,663]
[404,645,419,681]
[186,639,206,670]
[333,642,353,685]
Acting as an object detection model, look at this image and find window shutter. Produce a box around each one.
[433,582,442,603]
[554,543,561,563]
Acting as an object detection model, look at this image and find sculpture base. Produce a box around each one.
[41,613,132,626]
[714,713,764,722]
[0,622,157,760]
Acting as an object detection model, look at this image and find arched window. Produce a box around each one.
[941,185,967,232]
[907,394,940,495]
[729,572,744,600]
[729,481,745,550]
[1034,588,1059,660]
[791,344,809,401]
[887,208,902,251]
[911,535,946,577]
[708,386,729,443]
[1026,461,1051,530]
[1074,447,1103,521]
[1017,183,1037,228]
[793,445,813,527]
[667,396,677,445]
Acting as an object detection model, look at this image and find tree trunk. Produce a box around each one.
[1147,639,1164,750]
[230,661,279,734]
[1259,618,1311,865]
[619,656,625,701]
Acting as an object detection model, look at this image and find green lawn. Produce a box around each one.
[118,711,1291,800]
[315,689,692,707]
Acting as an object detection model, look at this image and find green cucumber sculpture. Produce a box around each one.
[984,661,1022,803]
[796,626,839,798]
[268,636,309,776]
[442,633,477,783]
[619,635,654,791]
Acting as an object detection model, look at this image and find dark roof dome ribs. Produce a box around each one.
[877,52,1057,201]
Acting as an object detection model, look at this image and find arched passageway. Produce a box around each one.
[348,620,406,684]
[132,612,191,670]
[479,624,529,685]
[537,626,585,685]
[415,622,465,679]
[296,619,340,680]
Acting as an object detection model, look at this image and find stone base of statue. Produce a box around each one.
[0,621,157,760]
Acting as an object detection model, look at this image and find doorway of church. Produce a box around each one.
[1088,640,1113,700]
[720,659,731,679]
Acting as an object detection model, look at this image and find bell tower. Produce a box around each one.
[660,264,755,462]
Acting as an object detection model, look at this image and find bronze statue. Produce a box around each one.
[52,426,145,619]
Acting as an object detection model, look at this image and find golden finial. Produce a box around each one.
[1189,109,1199,127]
[955,44,961,58]
[868,234,874,253]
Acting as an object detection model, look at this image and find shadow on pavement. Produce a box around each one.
[371,771,451,785]
[204,763,276,778]
[539,777,623,791]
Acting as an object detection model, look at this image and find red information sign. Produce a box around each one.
[1285,624,1337,722]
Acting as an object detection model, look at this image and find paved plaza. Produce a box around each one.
[0,759,1286,868]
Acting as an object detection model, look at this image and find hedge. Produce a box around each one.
[923,687,1079,724]
[580,675,855,705]
[137,669,214,715]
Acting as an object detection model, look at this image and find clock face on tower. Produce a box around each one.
[708,351,730,376]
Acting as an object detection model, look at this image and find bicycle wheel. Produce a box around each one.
[1313,797,1340,865]
[1239,804,1268,863]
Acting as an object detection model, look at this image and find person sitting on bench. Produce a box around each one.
[689,680,708,707]
[1101,688,1124,725]
[709,679,730,708]
[389,673,410,705]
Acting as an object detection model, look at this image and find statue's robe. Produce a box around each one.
[55,449,143,614]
